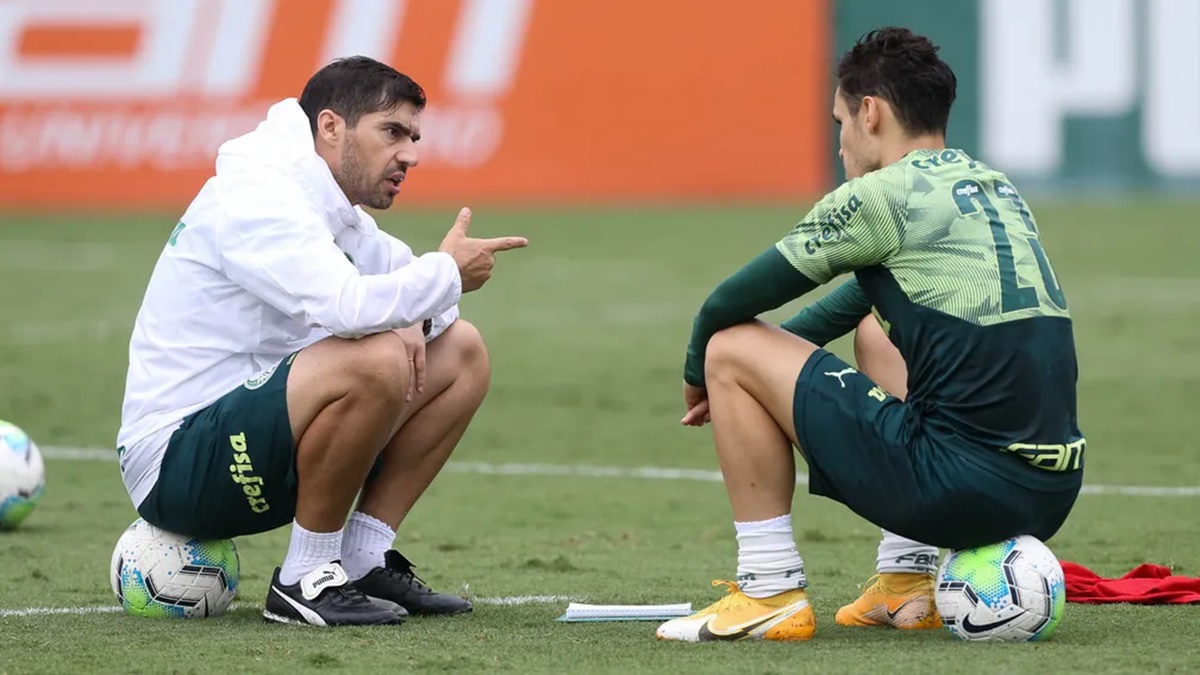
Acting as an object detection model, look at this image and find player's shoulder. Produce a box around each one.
[809,163,910,227]
[213,162,321,229]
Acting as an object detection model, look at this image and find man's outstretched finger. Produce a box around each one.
[483,236,529,252]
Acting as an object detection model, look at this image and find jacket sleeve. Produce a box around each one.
[374,228,461,341]
[216,177,462,339]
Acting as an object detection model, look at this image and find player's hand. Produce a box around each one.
[439,207,528,292]
[681,382,710,427]
[394,325,426,401]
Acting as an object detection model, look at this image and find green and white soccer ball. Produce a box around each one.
[0,420,45,530]
[110,518,240,618]
[936,534,1066,642]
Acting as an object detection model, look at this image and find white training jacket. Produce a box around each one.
[116,98,462,507]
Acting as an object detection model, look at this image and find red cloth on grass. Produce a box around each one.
[1062,561,1200,604]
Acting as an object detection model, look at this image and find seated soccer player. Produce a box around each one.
[657,27,1085,642]
[116,57,527,627]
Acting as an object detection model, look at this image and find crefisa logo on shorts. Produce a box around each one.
[228,432,270,514]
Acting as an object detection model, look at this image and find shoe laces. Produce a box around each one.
[711,579,740,594]
[699,579,755,613]
[383,551,432,592]
[326,582,371,606]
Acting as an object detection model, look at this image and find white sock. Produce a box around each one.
[341,511,397,581]
[734,514,806,599]
[876,529,939,575]
[279,520,344,586]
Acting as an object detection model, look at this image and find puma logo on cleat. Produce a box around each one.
[300,563,350,601]
[824,368,857,388]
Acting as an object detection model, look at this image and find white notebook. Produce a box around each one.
[556,602,693,622]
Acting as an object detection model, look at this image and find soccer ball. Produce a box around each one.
[110,518,240,618]
[0,420,45,530]
[935,534,1066,642]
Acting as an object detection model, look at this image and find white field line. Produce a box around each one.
[39,446,1200,498]
[0,595,579,619]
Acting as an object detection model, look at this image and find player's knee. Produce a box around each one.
[443,320,491,380]
[704,323,757,382]
[345,334,410,406]
[453,320,490,371]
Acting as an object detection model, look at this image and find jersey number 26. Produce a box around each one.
[952,179,1068,314]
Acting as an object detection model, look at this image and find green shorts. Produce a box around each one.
[793,350,1081,551]
[137,354,300,539]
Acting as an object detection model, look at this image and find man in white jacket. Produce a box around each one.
[116,56,526,627]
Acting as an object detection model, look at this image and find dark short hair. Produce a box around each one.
[299,56,426,135]
[836,27,957,136]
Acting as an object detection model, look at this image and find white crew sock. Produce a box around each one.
[341,511,397,581]
[279,520,344,586]
[734,514,807,599]
[876,529,939,575]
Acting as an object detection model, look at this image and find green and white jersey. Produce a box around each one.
[777,149,1083,473]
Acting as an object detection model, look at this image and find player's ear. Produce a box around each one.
[316,109,345,146]
[861,96,881,133]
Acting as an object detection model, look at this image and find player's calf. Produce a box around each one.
[263,333,416,626]
[345,321,490,616]
[288,333,412,533]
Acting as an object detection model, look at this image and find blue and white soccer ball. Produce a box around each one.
[110,518,240,618]
[935,534,1066,642]
[0,420,45,530]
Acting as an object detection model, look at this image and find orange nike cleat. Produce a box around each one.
[835,573,943,629]
[656,580,815,642]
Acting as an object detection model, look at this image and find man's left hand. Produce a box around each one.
[682,382,710,427]
[394,325,427,401]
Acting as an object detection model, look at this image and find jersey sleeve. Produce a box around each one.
[779,278,872,346]
[683,246,818,387]
[774,170,907,284]
[370,225,461,341]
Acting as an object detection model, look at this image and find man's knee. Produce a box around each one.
[340,333,411,404]
[438,320,490,378]
[704,321,817,384]
[704,323,758,382]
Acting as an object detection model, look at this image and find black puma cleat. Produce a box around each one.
[262,562,404,627]
[352,550,473,616]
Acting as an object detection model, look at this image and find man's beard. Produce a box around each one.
[338,138,393,210]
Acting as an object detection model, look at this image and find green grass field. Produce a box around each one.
[1,201,1198,674]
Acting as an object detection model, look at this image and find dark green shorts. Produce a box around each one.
[793,350,1081,551]
[137,354,300,539]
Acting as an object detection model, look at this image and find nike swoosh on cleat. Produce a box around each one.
[695,604,801,641]
[959,612,1022,634]
[885,597,917,622]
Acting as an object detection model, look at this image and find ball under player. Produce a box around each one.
[656,28,1085,642]
[116,57,527,627]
